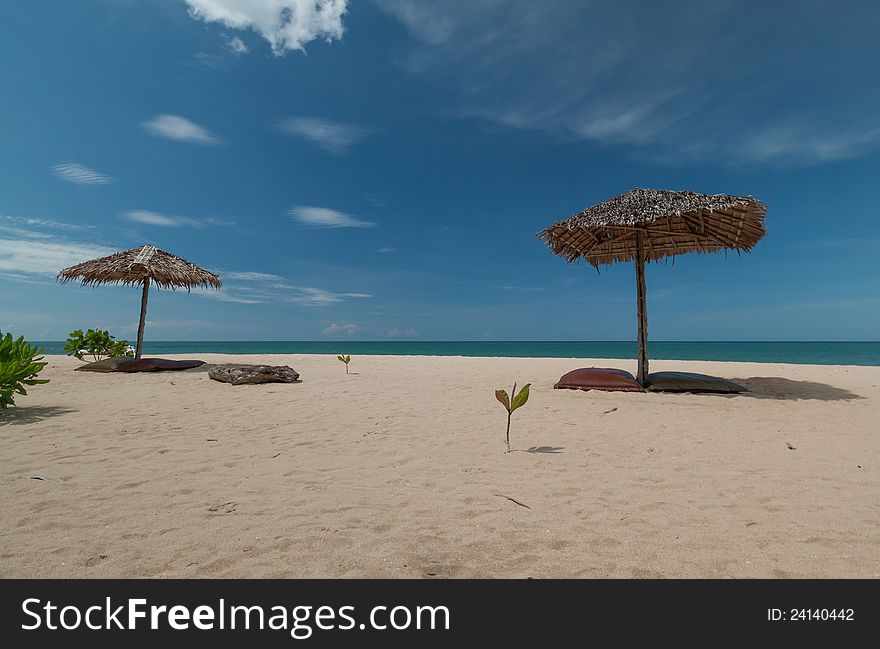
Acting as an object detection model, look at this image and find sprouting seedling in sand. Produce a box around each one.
[495,382,531,453]
[337,354,351,374]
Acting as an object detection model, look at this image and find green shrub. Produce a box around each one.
[0,331,49,409]
[64,328,133,362]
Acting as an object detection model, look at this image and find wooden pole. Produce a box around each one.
[635,232,649,385]
[135,277,150,360]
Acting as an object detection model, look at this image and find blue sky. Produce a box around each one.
[1,0,878,342]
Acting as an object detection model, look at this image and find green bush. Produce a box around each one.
[64,328,133,362]
[0,331,49,409]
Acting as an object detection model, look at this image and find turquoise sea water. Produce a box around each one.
[34,341,880,366]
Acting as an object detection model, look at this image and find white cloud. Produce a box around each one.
[387,327,418,337]
[225,34,249,54]
[377,247,396,253]
[278,116,367,154]
[184,0,348,55]
[142,114,220,145]
[0,214,94,234]
[289,206,375,228]
[374,0,452,45]
[225,271,285,281]
[738,123,880,164]
[191,286,263,304]
[0,236,115,276]
[121,210,234,228]
[375,0,880,165]
[321,322,358,336]
[197,271,370,307]
[281,286,371,307]
[51,162,114,185]
[122,210,180,227]
[498,285,545,292]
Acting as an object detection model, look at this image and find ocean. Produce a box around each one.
[34,341,880,366]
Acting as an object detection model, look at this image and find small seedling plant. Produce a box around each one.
[495,382,531,453]
[337,354,351,374]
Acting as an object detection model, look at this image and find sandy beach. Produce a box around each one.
[1,354,877,579]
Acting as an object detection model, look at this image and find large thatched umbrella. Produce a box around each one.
[538,188,767,385]
[57,245,221,359]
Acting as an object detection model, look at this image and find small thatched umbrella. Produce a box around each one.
[538,188,767,385]
[58,245,221,359]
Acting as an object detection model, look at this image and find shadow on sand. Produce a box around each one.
[727,377,862,401]
[0,405,78,426]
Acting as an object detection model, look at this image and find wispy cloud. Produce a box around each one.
[283,287,371,307]
[0,215,113,279]
[386,327,419,337]
[224,34,248,55]
[365,193,387,208]
[224,271,285,282]
[377,247,397,253]
[51,162,114,185]
[497,285,545,291]
[322,322,359,337]
[289,206,375,229]
[792,236,880,250]
[278,116,367,154]
[190,286,262,304]
[0,236,115,276]
[375,0,453,45]
[142,114,220,145]
[184,0,348,55]
[0,214,94,233]
[122,210,179,227]
[121,210,233,228]
[199,271,371,308]
[376,0,880,165]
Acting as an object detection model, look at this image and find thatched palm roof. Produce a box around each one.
[57,245,221,290]
[538,188,768,267]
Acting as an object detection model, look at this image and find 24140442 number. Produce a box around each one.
[768,609,854,622]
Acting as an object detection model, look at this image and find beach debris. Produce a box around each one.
[208,364,300,385]
[524,446,564,454]
[117,358,206,373]
[271,452,281,458]
[494,493,531,509]
[337,354,351,374]
[602,407,618,415]
[208,501,238,514]
[495,382,531,453]
[29,475,63,484]
[786,442,796,450]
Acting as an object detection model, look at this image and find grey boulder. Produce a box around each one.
[208,364,300,385]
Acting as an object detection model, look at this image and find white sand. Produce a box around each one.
[1,354,878,578]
